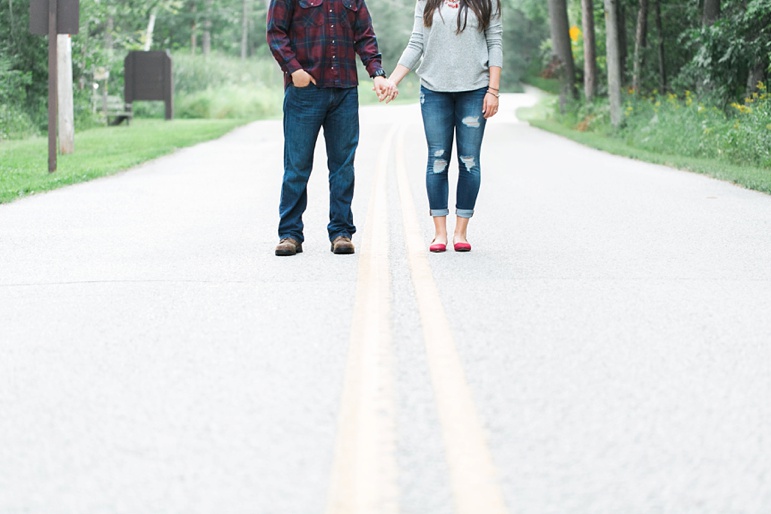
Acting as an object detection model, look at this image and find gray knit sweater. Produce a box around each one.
[397,0,503,93]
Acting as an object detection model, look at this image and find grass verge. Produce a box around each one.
[0,118,247,204]
[518,93,771,196]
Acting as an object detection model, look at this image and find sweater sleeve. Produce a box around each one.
[485,9,503,68]
[397,0,425,70]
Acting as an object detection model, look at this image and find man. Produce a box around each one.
[267,0,392,256]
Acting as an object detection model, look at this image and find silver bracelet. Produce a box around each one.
[486,90,499,98]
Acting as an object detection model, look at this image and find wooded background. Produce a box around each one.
[1,0,770,139]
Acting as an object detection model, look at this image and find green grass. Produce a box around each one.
[0,118,247,204]
[520,90,771,196]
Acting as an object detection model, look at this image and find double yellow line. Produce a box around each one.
[326,124,509,514]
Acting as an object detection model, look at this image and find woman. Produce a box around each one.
[387,0,502,252]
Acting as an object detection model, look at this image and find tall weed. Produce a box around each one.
[552,84,771,169]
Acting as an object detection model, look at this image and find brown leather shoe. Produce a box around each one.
[330,236,355,254]
[275,237,303,256]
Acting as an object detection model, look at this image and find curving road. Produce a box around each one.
[1,90,770,513]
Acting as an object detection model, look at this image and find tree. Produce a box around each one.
[547,0,578,106]
[241,0,249,60]
[582,0,598,101]
[632,0,648,93]
[202,0,213,56]
[703,0,721,26]
[604,0,623,127]
[653,0,666,92]
[616,0,627,83]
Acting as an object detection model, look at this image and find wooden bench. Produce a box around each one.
[102,95,133,126]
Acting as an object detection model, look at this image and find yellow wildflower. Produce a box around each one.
[731,102,752,114]
[569,26,581,42]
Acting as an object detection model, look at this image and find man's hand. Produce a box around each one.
[291,69,316,88]
[373,77,398,103]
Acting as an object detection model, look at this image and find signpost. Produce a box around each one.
[30,0,79,172]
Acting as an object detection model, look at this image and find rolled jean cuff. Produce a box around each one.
[430,208,450,217]
[456,208,474,219]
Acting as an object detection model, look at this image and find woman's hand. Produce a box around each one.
[483,90,499,118]
[373,78,399,103]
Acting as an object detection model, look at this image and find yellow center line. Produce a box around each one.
[394,124,510,514]
[325,125,399,514]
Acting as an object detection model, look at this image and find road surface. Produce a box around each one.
[1,90,770,513]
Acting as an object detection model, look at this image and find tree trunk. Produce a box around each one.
[746,60,766,95]
[703,0,721,26]
[547,0,578,107]
[604,0,623,127]
[617,0,627,83]
[241,0,249,60]
[655,0,666,92]
[632,0,648,93]
[191,4,198,54]
[105,15,114,61]
[203,0,213,56]
[582,0,598,101]
[144,12,156,51]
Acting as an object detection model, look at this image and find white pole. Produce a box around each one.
[57,34,75,154]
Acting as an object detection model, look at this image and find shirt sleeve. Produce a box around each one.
[397,0,425,71]
[353,0,384,77]
[485,8,503,68]
[266,0,303,75]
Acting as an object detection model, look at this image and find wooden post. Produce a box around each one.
[58,34,75,154]
[48,0,58,172]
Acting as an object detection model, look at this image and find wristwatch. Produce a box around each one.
[372,69,387,79]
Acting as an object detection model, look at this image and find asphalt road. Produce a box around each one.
[1,90,770,514]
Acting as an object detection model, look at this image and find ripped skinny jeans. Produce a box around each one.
[420,85,487,218]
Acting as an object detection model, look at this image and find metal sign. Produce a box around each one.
[30,0,79,35]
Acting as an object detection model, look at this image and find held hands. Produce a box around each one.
[373,76,399,104]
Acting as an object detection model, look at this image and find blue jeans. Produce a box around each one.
[279,84,359,243]
[420,86,487,218]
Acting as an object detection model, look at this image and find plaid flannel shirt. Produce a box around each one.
[266,0,384,89]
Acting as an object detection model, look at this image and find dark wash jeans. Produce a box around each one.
[420,86,487,218]
[279,84,359,243]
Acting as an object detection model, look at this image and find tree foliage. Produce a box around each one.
[2,0,770,139]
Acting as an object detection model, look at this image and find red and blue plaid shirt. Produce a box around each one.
[267,0,384,89]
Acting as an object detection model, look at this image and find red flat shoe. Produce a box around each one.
[453,241,471,252]
[429,242,447,253]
